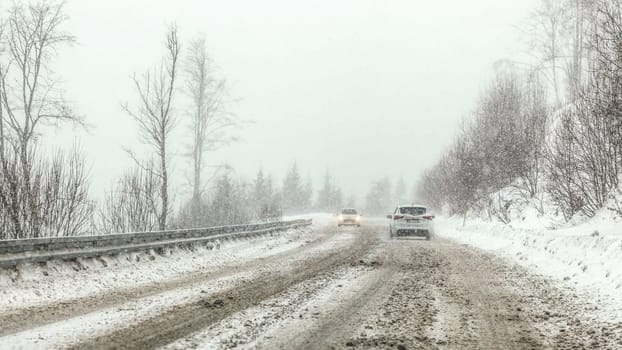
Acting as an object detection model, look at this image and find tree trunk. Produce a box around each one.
[160,141,168,231]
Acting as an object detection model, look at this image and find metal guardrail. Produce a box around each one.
[0,219,312,268]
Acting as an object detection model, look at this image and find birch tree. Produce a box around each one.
[524,0,566,105]
[123,25,180,231]
[184,37,235,225]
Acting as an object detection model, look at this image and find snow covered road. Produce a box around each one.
[1,219,621,349]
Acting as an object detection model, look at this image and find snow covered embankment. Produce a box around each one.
[435,216,622,320]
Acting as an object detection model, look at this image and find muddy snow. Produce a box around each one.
[1,216,621,349]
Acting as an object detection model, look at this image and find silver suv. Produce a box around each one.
[387,205,433,239]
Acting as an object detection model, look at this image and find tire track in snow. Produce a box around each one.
[0,227,326,336]
[67,228,377,349]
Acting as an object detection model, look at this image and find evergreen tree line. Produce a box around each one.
[172,164,351,228]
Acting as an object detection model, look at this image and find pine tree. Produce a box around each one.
[318,171,333,211]
[209,175,235,225]
[252,169,282,222]
[317,170,343,212]
[253,169,267,204]
[282,162,304,214]
[301,177,313,212]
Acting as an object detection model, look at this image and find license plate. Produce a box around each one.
[407,219,419,223]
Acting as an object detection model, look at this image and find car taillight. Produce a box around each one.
[423,215,435,220]
[393,215,404,220]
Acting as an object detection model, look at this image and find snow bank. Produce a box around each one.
[435,216,622,321]
[0,226,315,311]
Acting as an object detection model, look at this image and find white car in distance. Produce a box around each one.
[387,205,434,240]
[337,208,361,227]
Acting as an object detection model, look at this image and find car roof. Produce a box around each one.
[398,204,427,208]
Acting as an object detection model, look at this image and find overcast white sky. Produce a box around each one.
[42,0,536,203]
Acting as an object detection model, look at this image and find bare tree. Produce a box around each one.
[545,109,585,219]
[0,148,93,239]
[513,75,550,213]
[0,19,6,161]
[0,1,77,178]
[40,149,94,236]
[184,37,235,225]
[416,71,551,222]
[522,0,567,105]
[543,1,622,219]
[123,25,180,231]
[416,0,622,223]
[565,0,595,99]
[0,1,92,239]
[97,163,162,234]
[521,0,597,104]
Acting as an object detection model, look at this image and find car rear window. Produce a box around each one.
[342,209,357,215]
[399,207,426,215]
